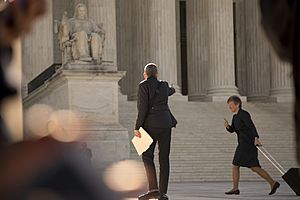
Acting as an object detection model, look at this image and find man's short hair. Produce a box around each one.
[144,63,158,77]
[227,95,242,108]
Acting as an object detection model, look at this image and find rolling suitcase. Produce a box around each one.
[257,146,300,196]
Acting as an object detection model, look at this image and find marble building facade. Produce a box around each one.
[117,0,293,102]
[20,0,296,180]
[22,0,293,102]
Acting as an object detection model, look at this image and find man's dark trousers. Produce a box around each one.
[142,126,172,194]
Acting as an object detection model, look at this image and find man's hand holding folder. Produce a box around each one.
[134,130,141,138]
[132,127,153,156]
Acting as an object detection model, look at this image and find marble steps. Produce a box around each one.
[119,94,298,182]
[169,149,295,154]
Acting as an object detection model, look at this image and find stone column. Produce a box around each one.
[127,0,152,100]
[270,53,293,102]
[116,0,132,96]
[234,0,248,96]
[186,0,209,101]
[175,0,182,91]
[117,0,178,100]
[149,0,178,89]
[22,0,54,88]
[244,0,271,101]
[88,0,117,68]
[116,0,151,100]
[206,0,239,101]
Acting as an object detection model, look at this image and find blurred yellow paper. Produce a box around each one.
[131,127,153,156]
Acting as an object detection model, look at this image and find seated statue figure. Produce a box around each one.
[55,3,105,65]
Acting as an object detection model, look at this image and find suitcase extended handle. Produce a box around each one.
[257,146,286,175]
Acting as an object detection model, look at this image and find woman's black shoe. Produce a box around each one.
[159,194,169,200]
[269,182,280,195]
[138,191,161,200]
[225,189,240,195]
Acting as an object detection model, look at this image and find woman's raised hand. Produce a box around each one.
[224,118,230,128]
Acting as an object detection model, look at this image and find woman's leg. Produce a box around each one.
[251,167,276,188]
[226,165,241,194]
[232,165,240,190]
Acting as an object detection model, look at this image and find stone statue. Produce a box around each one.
[55,3,105,65]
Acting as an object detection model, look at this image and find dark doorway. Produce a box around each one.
[179,1,188,95]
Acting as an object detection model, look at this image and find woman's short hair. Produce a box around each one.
[227,95,242,108]
[144,63,158,77]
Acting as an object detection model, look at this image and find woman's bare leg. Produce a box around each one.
[251,167,276,188]
[232,165,240,190]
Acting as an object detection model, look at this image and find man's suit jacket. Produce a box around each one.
[135,77,176,130]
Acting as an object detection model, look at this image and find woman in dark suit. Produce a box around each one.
[224,96,280,195]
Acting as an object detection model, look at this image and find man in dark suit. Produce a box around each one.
[134,63,177,200]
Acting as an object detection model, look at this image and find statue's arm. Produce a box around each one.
[91,21,105,35]
[54,20,60,34]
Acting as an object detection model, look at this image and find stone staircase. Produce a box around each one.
[119,93,298,182]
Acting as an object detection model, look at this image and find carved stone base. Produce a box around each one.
[24,67,129,169]
[63,61,116,71]
[81,124,129,169]
[269,87,294,103]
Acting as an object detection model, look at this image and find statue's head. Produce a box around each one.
[74,3,88,20]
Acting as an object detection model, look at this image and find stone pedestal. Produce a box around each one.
[24,66,129,169]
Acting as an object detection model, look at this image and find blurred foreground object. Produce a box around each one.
[0,0,47,144]
[0,137,121,200]
[0,1,123,199]
[104,160,147,193]
[0,0,47,46]
[260,0,300,161]
[260,0,296,62]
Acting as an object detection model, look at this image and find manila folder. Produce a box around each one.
[132,127,153,156]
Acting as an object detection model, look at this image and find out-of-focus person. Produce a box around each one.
[260,0,300,162]
[0,1,121,199]
[0,0,47,146]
